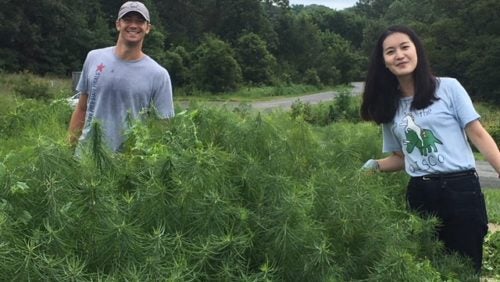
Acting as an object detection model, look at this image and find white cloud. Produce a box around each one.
[289,0,357,10]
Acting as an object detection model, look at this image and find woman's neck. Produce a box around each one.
[398,76,415,97]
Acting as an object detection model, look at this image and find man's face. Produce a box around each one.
[116,12,151,44]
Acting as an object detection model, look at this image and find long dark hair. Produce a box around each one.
[360,25,438,124]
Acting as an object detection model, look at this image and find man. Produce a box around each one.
[69,1,174,152]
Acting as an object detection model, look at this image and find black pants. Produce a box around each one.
[406,170,488,272]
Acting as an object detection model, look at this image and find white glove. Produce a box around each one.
[361,159,380,171]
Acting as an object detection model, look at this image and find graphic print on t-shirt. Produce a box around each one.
[86,63,106,125]
[400,113,442,156]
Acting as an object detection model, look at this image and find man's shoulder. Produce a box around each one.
[143,55,169,74]
[87,46,114,57]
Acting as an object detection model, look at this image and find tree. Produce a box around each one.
[274,13,323,80]
[292,6,366,49]
[192,35,242,92]
[155,0,213,46]
[214,0,274,43]
[317,32,364,84]
[354,0,396,19]
[235,33,277,85]
[462,36,500,103]
[0,0,112,74]
[163,46,191,88]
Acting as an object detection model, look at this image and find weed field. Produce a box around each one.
[0,74,499,280]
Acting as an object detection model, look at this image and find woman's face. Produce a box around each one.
[382,32,418,79]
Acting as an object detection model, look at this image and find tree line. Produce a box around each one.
[1,0,499,101]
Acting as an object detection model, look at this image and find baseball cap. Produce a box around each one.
[117,1,150,22]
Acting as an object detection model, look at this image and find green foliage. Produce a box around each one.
[484,190,500,224]
[0,0,112,75]
[275,13,324,80]
[13,74,51,101]
[163,46,191,88]
[318,31,365,84]
[302,68,321,86]
[483,231,500,278]
[3,0,500,101]
[143,28,168,66]
[0,85,497,280]
[469,103,500,150]
[290,88,361,126]
[0,93,73,150]
[368,249,442,281]
[235,33,277,85]
[192,35,242,93]
[214,0,272,42]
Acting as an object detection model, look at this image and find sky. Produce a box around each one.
[288,0,358,10]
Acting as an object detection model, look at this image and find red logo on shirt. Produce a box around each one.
[96,63,105,73]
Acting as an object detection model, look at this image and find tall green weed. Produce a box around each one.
[0,98,488,281]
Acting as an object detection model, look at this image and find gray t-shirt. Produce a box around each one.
[382,77,479,176]
[77,46,174,151]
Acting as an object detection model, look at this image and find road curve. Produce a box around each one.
[251,82,364,110]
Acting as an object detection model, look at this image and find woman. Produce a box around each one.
[360,25,500,272]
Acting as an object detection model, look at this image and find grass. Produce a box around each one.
[485,189,500,224]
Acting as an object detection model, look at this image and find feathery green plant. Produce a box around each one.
[0,97,490,281]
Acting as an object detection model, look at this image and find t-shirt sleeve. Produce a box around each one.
[449,79,480,128]
[152,68,175,119]
[382,123,401,153]
[76,51,93,95]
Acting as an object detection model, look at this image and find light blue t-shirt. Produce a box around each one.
[77,46,174,151]
[382,77,479,176]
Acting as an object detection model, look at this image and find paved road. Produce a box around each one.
[477,160,500,189]
[251,82,364,111]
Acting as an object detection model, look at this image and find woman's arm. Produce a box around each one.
[378,151,405,172]
[466,119,500,177]
[362,151,405,172]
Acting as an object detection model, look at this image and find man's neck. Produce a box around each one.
[114,41,144,61]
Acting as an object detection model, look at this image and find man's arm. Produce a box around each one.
[68,93,88,146]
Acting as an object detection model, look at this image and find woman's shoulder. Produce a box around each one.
[436,77,464,88]
[436,76,459,85]
[435,77,469,101]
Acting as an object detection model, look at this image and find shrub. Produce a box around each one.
[12,73,53,100]
[290,87,361,126]
[303,68,321,86]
